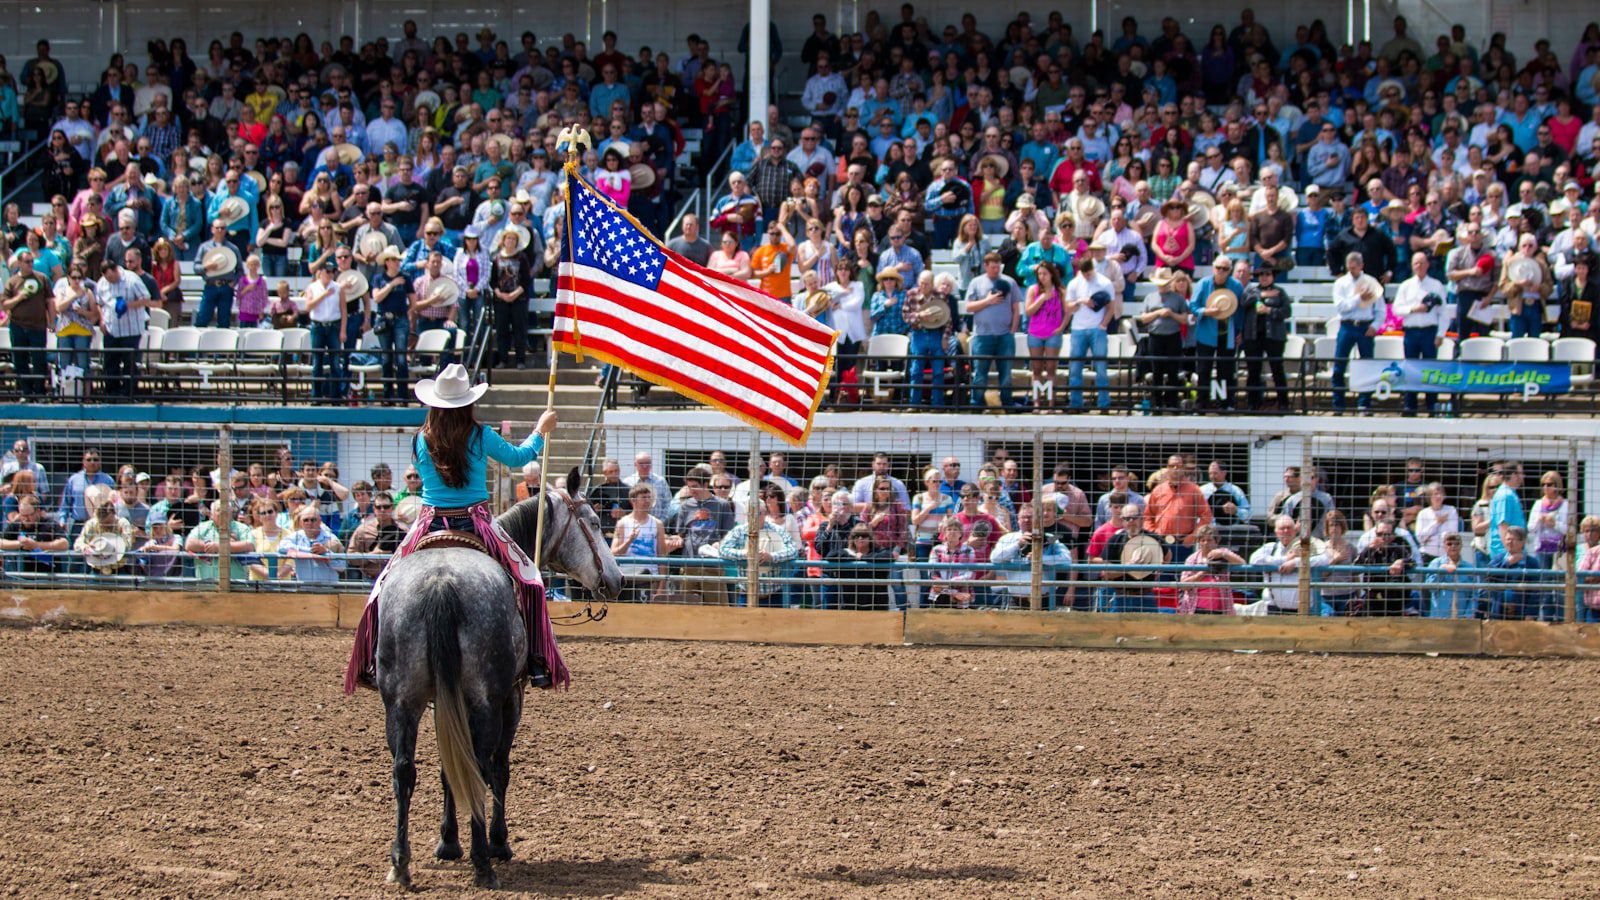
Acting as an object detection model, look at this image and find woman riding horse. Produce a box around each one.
[345,363,560,692]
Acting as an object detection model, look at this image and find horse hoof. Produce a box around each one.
[474,870,500,890]
[386,865,412,890]
[490,842,514,861]
[434,840,463,860]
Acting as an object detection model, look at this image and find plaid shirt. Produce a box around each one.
[745,156,800,212]
[411,272,456,320]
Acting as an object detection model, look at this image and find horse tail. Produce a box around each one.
[425,593,488,824]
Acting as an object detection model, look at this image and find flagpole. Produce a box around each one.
[534,126,591,571]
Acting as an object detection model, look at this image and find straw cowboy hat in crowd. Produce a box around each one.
[501,224,532,256]
[486,133,515,157]
[629,161,657,190]
[1120,533,1164,578]
[1203,288,1239,319]
[377,246,404,264]
[200,245,239,278]
[82,533,128,571]
[214,196,251,228]
[333,142,363,165]
[336,268,370,301]
[358,230,390,259]
[414,363,489,409]
[424,276,461,307]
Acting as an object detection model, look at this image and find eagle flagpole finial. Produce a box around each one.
[557,125,592,171]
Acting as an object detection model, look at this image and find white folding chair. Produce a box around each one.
[1552,337,1597,386]
[1505,337,1550,362]
[859,333,909,399]
[146,307,171,329]
[1373,335,1405,360]
[1457,337,1505,362]
[235,328,286,376]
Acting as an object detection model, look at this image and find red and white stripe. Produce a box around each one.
[554,251,837,444]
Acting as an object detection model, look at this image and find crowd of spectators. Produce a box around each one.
[4,13,1600,409]
[1,435,1591,619]
[585,446,1589,620]
[696,10,1600,412]
[1,21,701,401]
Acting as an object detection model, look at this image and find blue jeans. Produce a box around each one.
[968,333,1014,407]
[309,320,345,399]
[1402,326,1437,412]
[1331,321,1375,410]
[377,314,411,399]
[195,283,234,327]
[1294,246,1326,266]
[261,254,290,278]
[1508,303,1544,338]
[1067,328,1109,409]
[907,329,947,407]
[1453,289,1486,340]
[8,324,47,396]
[55,333,92,379]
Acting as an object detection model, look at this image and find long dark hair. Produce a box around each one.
[421,405,480,489]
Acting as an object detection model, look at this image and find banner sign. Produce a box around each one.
[1348,360,1571,395]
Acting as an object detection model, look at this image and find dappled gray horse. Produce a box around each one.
[377,473,623,889]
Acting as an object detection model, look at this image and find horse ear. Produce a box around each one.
[566,466,584,495]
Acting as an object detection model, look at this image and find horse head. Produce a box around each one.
[499,467,624,600]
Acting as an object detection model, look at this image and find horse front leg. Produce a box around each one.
[385,703,421,889]
[434,768,462,860]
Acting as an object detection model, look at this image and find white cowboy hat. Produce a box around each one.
[245,170,267,194]
[501,224,531,256]
[425,276,461,306]
[82,533,128,570]
[358,230,389,259]
[214,196,251,227]
[414,363,489,409]
[336,268,370,300]
[412,89,441,112]
[200,244,239,277]
[85,484,116,512]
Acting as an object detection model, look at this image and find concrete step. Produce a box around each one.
[486,365,603,388]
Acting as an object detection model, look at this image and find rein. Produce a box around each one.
[536,489,610,626]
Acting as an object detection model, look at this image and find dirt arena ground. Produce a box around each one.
[1,624,1598,898]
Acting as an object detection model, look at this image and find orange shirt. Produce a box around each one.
[1143,481,1212,544]
[750,241,793,300]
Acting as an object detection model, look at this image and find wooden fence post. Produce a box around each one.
[1565,440,1579,624]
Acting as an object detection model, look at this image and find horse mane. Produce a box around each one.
[496,495,545,552]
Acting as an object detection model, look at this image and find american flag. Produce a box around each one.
[553,172,837,445]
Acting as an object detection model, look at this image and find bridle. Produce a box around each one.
[538,488,609,625]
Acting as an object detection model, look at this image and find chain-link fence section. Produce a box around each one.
[2,416,1594,624]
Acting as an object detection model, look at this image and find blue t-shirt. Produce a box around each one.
[1296,208,1330,252]
[416,424,544,508]
[1486,483,1526,559]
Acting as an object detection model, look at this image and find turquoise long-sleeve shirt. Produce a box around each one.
[416,424,544,508]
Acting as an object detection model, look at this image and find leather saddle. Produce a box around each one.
[413,529,489,555]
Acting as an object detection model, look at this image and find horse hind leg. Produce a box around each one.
[488,693,521,861]
[384,702,422,889]
[434,768,462,860]
[467,701,505,889]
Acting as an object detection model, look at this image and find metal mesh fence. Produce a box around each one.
[1,416,1593,625]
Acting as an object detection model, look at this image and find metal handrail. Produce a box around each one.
[701,140,735,221]
[663,188,701,241]
[0,135,52,207]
